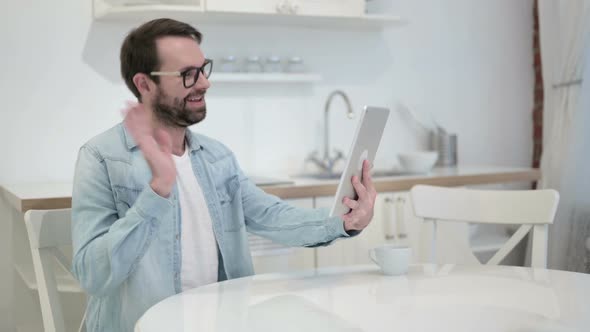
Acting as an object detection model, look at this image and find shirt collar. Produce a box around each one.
[122,123,203,152]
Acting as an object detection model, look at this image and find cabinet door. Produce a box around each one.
[250,198,316,274]
[315,195,389,268]
[206,0,280,14]
[293,0,364,17]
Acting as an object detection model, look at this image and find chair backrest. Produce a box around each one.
[409,185,559,268]
[24,208,82,332]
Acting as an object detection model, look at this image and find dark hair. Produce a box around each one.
[120,18,203,99]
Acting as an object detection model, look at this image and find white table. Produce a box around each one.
[136,264,590,332]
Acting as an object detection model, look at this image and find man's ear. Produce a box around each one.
[133,73,152,95]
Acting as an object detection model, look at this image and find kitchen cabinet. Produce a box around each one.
[206,0,364,17]
[92,0,402,29]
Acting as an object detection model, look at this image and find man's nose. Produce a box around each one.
[196,73,211,90]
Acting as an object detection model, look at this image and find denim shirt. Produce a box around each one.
[71,123,351,332]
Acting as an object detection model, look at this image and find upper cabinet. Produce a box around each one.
[93,0,404,29]
[206,0,364,17]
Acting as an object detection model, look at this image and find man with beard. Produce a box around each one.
[71,18,377,332]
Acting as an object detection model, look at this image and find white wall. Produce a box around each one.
[1,0,533,183]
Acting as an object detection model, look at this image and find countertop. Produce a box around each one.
[0,166,540,213]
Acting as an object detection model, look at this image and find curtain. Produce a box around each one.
[537,0,590,272]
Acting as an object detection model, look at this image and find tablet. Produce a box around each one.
[329,106,390,217]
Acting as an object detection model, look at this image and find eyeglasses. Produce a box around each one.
[150,59,213,88]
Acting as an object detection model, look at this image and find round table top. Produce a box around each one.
[135,264,590,332]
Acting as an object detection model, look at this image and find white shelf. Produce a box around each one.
[93,2,404,29]
[210,72,322,83]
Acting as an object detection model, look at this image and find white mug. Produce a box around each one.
[369,244,412,276]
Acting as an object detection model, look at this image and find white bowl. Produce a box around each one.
[398,151,438,173]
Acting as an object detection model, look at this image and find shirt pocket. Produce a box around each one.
[215,175,244,232]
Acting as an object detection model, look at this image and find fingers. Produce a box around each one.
[342,213,352,224]
[138,136,160,159]
[122,101,141,121]
[154,129,173,154]
[121,101,139,117]
[123,102,147,125]
[342,162,377,232]
[341,200,371,231]
[352,175,368,201]
[342,197,360,210]
[123,102,154,147]
[361,159,377,201]
[123,103,141,134]
[122,102,173,160]
[362,159,371,179]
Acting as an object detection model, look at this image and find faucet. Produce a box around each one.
[306,90,355,174]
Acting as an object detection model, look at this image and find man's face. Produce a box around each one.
[151,36,211,128]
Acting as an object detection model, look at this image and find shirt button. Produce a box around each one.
[175,234,179,240]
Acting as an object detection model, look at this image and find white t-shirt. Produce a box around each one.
[173,146,218,291]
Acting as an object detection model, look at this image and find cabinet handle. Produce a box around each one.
[383,197,396,240]
[395,196,408,239]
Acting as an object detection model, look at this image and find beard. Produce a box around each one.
[152,88,207,128]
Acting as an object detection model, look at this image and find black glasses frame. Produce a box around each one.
[150,59,213,88]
